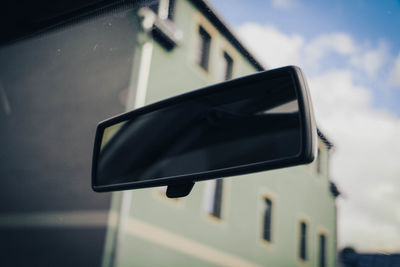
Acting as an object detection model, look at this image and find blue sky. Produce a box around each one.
[210,0,400,116]
[208,0,400,252]
[210,0,400,41]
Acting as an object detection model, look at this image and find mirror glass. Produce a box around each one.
[96,73,301,186]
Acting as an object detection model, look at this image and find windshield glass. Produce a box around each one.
[1,1,399,266]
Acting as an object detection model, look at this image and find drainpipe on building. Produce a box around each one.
[101,10,154,267]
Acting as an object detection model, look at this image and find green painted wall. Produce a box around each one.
[144,0,256,105]
[111,0,337,266]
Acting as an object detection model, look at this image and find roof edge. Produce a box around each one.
[317,128,334,150]
[190,0,334,150]
[188,0,265,71]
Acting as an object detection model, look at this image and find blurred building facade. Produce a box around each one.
[102,0,339,267]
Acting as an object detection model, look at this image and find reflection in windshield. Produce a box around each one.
[2,0,399,266]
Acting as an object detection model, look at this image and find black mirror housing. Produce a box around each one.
[92,66,317,196]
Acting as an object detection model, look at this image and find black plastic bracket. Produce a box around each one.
[166,181,195,198]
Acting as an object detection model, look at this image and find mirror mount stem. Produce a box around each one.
[166,181,195,198]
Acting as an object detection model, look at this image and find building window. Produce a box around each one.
[316,148,321,174]
[205,179,223,219]
[149,0,175,20]
[223,51,233,80]
[319,233,326,267]
[262,197,273,242]
[167,0,175,20]
[148,0,159,13]
[299,221,308,260]
[197,26,211,71]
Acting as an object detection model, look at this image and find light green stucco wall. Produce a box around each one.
[144,0,256,105]
[109,0,337,266]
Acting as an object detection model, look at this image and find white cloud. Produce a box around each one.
[238,24,392,78]
[308,70,371,122]
[239,24,356,71]
[350,40,390,79]
[270,0,296,9]
[339,207,400,252]
[304,33,356,68]
[389,53,400,87]
[309,70,400,252]
[237,23,400,252]
[238,23,303,68]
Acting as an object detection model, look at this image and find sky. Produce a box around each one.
[209,0,400,253]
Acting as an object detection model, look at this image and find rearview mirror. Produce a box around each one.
[92,66,316,197]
